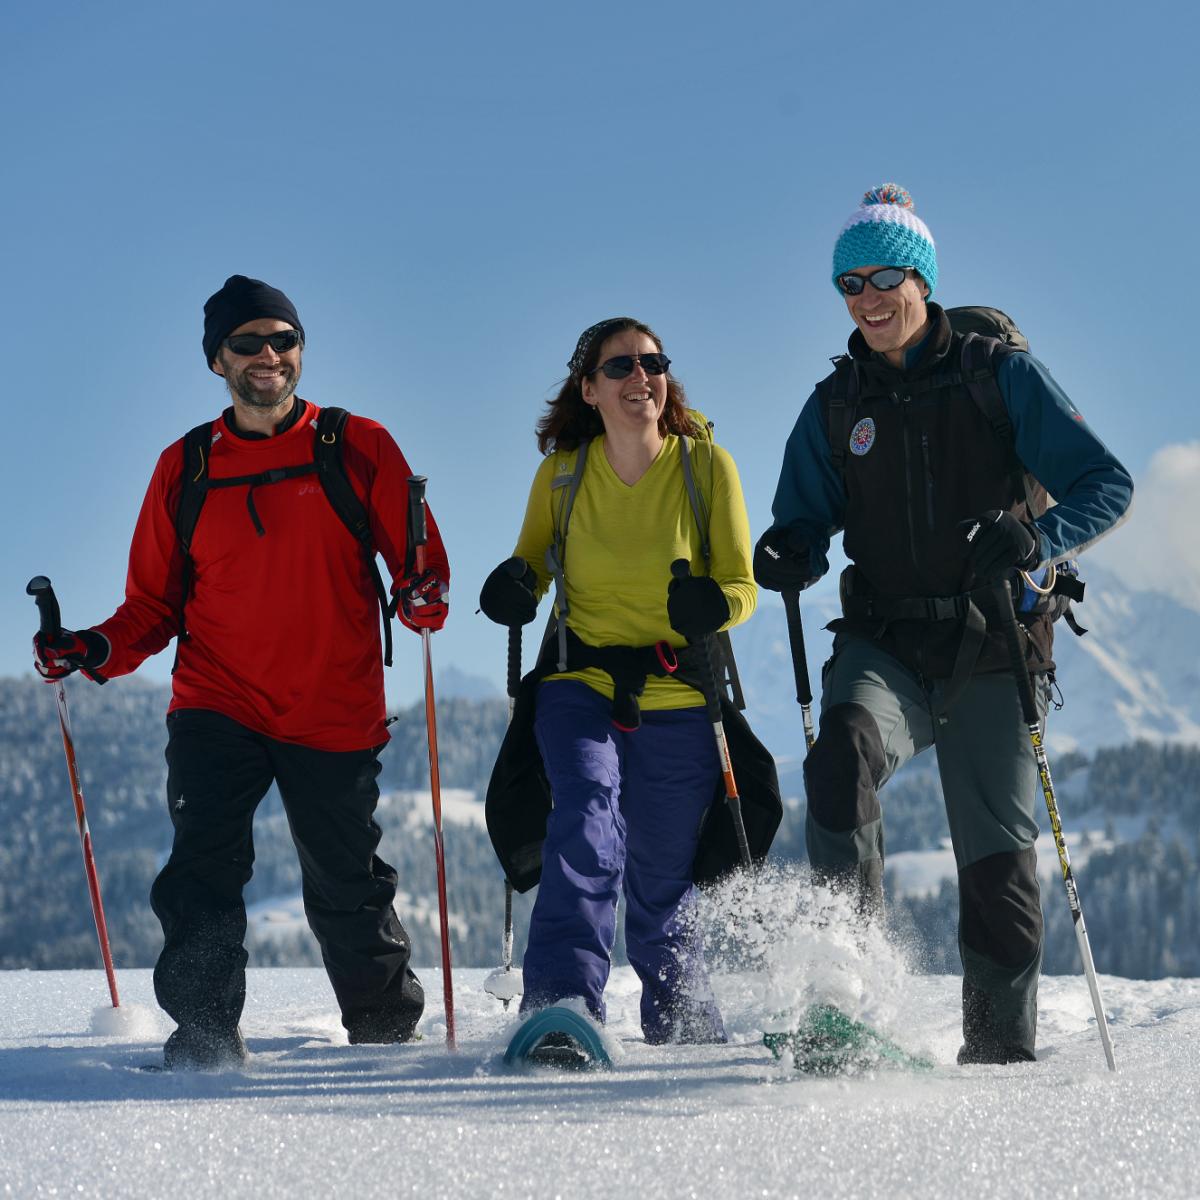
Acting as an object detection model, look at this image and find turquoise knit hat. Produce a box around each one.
[832,184,937,298]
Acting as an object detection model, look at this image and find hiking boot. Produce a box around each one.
[344,1009,420,1045]
[957,1041,1036,1065]
[162,1025,248,1071]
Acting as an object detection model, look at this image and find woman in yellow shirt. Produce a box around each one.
[480,317,756,1043]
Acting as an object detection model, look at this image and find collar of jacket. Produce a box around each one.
[845,302,952,379]
[222,396,307,441]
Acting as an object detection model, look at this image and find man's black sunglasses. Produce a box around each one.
[590,352,671,380]
[224,330,303,356]
[836,267,910,297]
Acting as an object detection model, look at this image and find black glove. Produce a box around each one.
[753,526,816,592]
[962,510,1039,581]
[32,628,110,682]
[479,557,538,626]
[667,574,730,639]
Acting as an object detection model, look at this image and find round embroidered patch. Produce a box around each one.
[849,417,876,456]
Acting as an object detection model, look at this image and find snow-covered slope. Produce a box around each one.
[2,965,1197,1199]
[731,564,1200,759]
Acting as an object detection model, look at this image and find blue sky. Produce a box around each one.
[3,0,1196,704]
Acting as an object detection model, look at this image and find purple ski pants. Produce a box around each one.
[522,680,726,1043]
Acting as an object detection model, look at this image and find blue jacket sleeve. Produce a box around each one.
[999,352,1133,566]
[768,389,845,583]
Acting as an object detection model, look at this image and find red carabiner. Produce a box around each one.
[654,641,678,674]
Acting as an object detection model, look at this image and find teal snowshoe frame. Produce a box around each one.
[504,1005,612,1069]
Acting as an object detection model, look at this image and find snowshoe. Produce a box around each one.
[764,1004,932,1075]
[504,1004,612,1070]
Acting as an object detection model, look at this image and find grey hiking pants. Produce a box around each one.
[803,634,1049,1059]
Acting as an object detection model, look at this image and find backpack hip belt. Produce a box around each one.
[531,624,719,733]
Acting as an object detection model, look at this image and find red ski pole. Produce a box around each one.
[406,478,456,1049]
[26,575,120,1009]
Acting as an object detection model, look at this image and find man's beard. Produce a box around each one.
[226,364,299,411]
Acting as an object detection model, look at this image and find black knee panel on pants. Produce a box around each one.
[959,847,1042,969]
[803,703,886,834]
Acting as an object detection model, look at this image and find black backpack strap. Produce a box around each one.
[313,406,394,667]
[202,462,317,536]
[827,356,858,478]
[172,420,217,671]
[177,420,215,555]
[959,334,1042,517]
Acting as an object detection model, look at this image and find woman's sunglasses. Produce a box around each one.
[590,352,671,380]
[836,267,910,297]
[224,330,303,356]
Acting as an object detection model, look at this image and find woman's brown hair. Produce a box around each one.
[535,317,699,454]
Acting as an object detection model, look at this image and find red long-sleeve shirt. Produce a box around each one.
[95,400,449,751]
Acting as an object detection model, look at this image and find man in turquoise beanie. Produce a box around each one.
[752,184,1133,1064]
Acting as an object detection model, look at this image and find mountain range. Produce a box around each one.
[728,562,1200,767]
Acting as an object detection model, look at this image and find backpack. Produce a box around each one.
[173,405,398,668]
[542,411,745,708]
[827,306,1085,631]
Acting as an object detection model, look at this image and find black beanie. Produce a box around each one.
[202,275,305,367]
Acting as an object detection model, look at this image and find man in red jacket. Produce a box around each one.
[33,275,450,1069]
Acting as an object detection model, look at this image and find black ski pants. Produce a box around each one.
[150,709,423,1038]
[803,634,1047,1059]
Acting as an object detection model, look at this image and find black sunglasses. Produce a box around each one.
[836,267,910,296]
[590,352,671,380]
[224,330,303,356]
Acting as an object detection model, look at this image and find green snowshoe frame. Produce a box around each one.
[764,1004,933,1075]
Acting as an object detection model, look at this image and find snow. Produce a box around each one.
[3,886,1199,1199]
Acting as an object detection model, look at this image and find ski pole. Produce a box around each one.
[993,579,1116,1072]
[26,575,120,1009]
[406,477,456,1050]
[782,590,816,751]
[670,560,752,869]
[496,558,528,1008]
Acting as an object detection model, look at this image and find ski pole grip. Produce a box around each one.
[407,476,428,545]
[994,581,1041,727]
[26,575,63,642]
[407,475,429,573]
[782,589,813,707]
[499,557,527,698]
[506,626,521,700]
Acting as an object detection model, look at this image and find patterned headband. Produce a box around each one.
[567,317,638,378]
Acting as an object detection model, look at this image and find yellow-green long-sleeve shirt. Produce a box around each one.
[513,433,756,710]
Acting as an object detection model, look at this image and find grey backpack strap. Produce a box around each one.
[545,439,590,671]
[679,435,711,563]
[679,435,746,711]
